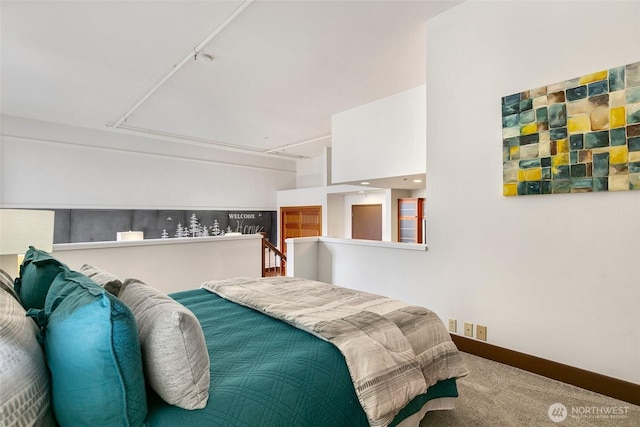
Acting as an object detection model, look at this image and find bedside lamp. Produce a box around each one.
[0,209,55,278]
[116,231,144,241]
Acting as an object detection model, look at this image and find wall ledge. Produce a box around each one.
[285,236,428,251]
[54,233,262,251]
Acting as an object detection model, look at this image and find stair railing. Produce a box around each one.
[262,237,286,277]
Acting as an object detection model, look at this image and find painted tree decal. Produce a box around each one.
[189,213,200,237]
[175,223,184,238]
[211,219,222,236]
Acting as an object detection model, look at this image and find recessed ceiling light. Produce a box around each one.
[413,179,423,183]
[361,182,370,185]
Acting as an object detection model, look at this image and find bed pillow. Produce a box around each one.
[15,246,68,310]
[0,285,55,427]
[119,278,210,410]
[42,269,147,427]
[78,263,123,296]
[0,268,20,302]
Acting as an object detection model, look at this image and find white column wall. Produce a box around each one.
[331,85,426,184]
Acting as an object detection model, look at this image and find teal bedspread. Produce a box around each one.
[145,288,458,427]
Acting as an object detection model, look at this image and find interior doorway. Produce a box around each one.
[279,206,322,254]
[352,204,382,241]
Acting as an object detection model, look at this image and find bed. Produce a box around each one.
[147,287,460,427]
[1,250,469,427]
[146,276,469,427]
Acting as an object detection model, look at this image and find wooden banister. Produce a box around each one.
[262,236,286,277]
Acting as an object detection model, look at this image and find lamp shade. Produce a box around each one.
[0,209,55,255]
[116,231,144,241]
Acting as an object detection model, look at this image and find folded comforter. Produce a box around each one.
[201,276,469,427]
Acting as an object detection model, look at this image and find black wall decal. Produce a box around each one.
[53,209,277,244]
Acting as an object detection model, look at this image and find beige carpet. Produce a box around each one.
[420,353,640,426]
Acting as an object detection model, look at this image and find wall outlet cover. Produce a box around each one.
[464,322,474,337]
[448,318,457,333]
[477,325,487,341]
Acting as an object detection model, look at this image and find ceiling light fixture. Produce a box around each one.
[361,182,370,185]
[413,179,423,183]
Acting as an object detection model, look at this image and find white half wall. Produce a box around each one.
[0,116,296,209]
[285,237,432,305]
[53,234,263,294]
[425,1,640,384]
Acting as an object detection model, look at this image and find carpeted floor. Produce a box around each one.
[420,353,640,426]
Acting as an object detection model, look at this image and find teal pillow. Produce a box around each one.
[16,246,67,310]
[43,269,147,427]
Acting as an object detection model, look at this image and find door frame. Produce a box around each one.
[279,205,322,253]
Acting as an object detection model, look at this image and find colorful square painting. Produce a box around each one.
[502,61,640,196]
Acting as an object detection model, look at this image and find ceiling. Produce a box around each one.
[1,0,460,163]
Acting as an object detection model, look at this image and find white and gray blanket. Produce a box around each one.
[201,276,469,427]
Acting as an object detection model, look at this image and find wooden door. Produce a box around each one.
[280,206,322,254]
[352,204,382,241]
[398,198,424,243]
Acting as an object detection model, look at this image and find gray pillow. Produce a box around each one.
[79,264,123,296]
[0,286,55,427]
[118,278,210,410]
[0,268,20,302]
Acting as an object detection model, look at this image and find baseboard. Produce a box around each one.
[451,334,640,406]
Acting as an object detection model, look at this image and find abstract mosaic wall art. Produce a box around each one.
[502,61,640,196]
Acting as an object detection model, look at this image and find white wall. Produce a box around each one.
[327,193,345,237]
[0,116,296,209]
[296,155,325,189]
[424,1,640,383]
[284,237,319,280]
[295,147,332,189]
[332,85,426,184]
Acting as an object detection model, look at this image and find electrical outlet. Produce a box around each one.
[477,325,487,341]
[464,322,474,337]
[448,319,457,333]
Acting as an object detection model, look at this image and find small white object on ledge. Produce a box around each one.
[117,231,144,241]
[225,232,242,236]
